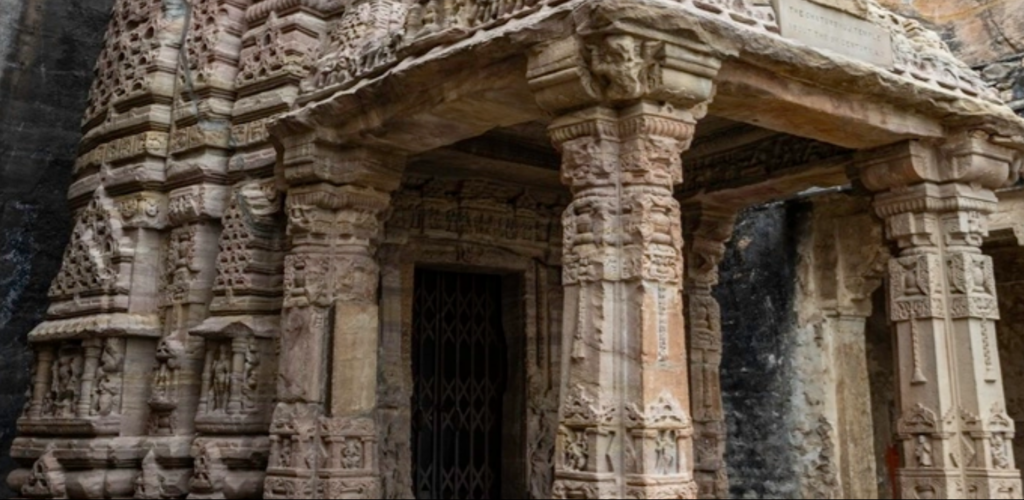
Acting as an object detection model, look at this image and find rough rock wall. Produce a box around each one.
[875,0,1024,67]
[875,0,1024,114]
[0,0,114,497]
[717,202,802,499]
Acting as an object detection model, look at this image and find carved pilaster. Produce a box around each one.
[859,132,1024,499]
[264,136,404,499]
[683,205,736,500]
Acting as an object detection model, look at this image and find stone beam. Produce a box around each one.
[713,62,945,149]
[680,130,853,204]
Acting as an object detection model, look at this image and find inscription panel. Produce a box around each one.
[777,0,894,67]
[806,0,868,17]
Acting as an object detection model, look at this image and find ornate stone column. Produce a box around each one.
[263,135,404,500]
[859,132,1024,499]
[683,205,736,500]
[529,26,721,500]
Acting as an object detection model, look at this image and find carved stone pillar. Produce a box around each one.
[263,137,404,499]
[859,133,1024,499]
[683,206,736,500]
[529,25,721,500]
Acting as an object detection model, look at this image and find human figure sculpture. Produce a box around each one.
[212,346,231,412]
[915,435,934,468]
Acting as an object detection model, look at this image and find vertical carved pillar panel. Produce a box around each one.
[263,136,405,499]
[188,180,287,499]
[860,133,1024,499]
[529,25,721,500]
[683,205,736,500]
[230,1,331,178]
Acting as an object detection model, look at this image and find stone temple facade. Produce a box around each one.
[4,0,1024,499]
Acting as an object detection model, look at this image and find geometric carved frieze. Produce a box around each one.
[889,254,946,322]
[47,190,131,304]
[236,12,319,93]
[82,0,183,143]
[168,185,230,226]
[75,132,170,174]
[387,176,563,255]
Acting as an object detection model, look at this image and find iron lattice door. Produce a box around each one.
[413,269,508,500]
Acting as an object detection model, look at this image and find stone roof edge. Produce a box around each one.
[274,0,1024,145]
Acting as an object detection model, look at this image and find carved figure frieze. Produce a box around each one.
[389,177,562,252]
[305,0,406,91]
[149,339,184,435]
[46,345,84,419]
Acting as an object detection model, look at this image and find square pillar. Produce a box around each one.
[550,102,700,500]
[859,133,1024,499]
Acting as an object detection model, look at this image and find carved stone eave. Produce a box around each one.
[271,0,1024,157]
[27,314,163,343]
[191,316,281,340]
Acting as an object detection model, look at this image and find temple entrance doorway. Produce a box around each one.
[412,268,510,499]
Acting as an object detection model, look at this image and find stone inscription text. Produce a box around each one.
[778,0,894,67]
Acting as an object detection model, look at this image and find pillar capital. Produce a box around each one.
[527,25,721,115]
[857,131,1018,194]
[551,103,698,195]
[276,131,406,192]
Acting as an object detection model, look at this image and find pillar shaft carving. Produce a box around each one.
[683,206,736,500]
[548,102,701,500]
[860,132,1024,499]
[264,139,404,500]
[529,24,722,499]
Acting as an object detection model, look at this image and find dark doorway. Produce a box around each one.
[412,269,509,499]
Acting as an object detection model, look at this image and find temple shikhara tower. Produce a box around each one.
[4,0,1024,498]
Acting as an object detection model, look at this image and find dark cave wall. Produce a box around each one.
[717,201,804,499]
[0,0,115,496]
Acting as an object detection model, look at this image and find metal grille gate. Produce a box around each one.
[413,269,507,500]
